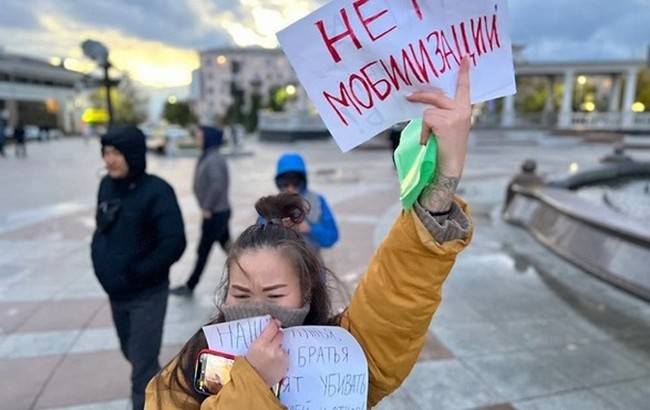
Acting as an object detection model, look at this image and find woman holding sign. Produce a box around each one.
[146,58,473,409]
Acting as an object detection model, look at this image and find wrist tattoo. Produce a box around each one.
[419,174,459,213]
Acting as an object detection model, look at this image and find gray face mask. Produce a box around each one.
[220,302,310,328]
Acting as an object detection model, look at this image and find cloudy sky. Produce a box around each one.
[1,0,648,107]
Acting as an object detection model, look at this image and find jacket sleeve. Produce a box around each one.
[201,157,229,212]
[308,196,339,248]
[145,357,285,410]
[200,357,285,409]
[338,196,472,408]
[131,184,187,278]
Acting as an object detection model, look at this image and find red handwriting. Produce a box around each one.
[315,8,362,64]
[322,13,501,126]
[411,0,423,20]
[316,0,425,64]
[354,0,397,42]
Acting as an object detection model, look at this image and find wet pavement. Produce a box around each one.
[0,132,649,409]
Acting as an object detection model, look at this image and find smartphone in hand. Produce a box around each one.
[193,349,282,397]
[193,349,235,395]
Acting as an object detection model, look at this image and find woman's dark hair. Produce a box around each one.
[154,193,333,405]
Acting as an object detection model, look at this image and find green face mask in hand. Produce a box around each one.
[393,118,438,210]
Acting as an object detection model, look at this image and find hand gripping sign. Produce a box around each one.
[203,316,369,409]
[277,0,516,152]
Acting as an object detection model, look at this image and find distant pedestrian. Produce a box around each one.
[0,117,6,158]
[91,126,186,410]
[171,126,230,297]
[14,124,26,158]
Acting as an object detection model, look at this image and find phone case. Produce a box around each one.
[194,349,236,395]
[193,349,282,398]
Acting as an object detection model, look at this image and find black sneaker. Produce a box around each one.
[170,285,193,297]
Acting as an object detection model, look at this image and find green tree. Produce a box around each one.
[268,85,288,112]
[516,77,547,113]
[163,100,196,127]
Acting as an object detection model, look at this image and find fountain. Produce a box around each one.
[503,153,650,300]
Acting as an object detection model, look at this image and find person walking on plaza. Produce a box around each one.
[0,115,6,158]
[91,126,186,410]
[14,124,26,158]
[171,126,230,297]
[272,152,339,252]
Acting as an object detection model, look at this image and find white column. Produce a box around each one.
[501,94,515,127]
[622,68,639,128]
[558,69,575,128]
[608,75,622,112]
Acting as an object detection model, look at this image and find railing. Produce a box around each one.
[571,112,650,131]
[571,112,623,129]
[634,113,650,128]
[258,110,327,132]
[476,111,650,131]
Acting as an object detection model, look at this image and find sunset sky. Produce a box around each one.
[1,0,648,104]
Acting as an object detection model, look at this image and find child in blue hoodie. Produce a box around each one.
[273,153,339,251]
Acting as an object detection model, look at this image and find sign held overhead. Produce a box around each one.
[278,0,516,151]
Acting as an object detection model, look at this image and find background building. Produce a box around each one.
[0,50,85,134]
[192,47,298,125]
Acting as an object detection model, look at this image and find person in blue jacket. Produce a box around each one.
[273,153,338,251]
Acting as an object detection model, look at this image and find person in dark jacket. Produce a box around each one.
[14,124,26,158]
[91,126,186,410]
[272,153,338,252]
[0,116,6,158]
[171,126,230,297]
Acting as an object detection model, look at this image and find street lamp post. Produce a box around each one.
[102,62,114,125]
[81,39,115,126]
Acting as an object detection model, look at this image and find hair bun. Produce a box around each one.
[255,193,309,227]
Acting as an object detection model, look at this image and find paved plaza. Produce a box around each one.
[0,133,649,409]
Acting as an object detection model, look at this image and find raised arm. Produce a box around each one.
[339,58,474,407]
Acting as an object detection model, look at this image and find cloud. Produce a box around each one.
[0,0,648,90]
[0,2,40,29]
[43,0,232,50]
[38,14,201,88]
[510,0,650,60]
[186,0,325,48]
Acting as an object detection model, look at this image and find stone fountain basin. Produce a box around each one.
[504,163,650,301]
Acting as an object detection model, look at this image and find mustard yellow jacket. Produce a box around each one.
[146,199,472,409]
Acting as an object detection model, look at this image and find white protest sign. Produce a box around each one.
[203,316,369,409]
[277,0,516,152]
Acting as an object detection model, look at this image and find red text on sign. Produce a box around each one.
[322,13,501,126]
[316,0,426,64]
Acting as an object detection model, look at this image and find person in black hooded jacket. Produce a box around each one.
[91,126,186,410]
